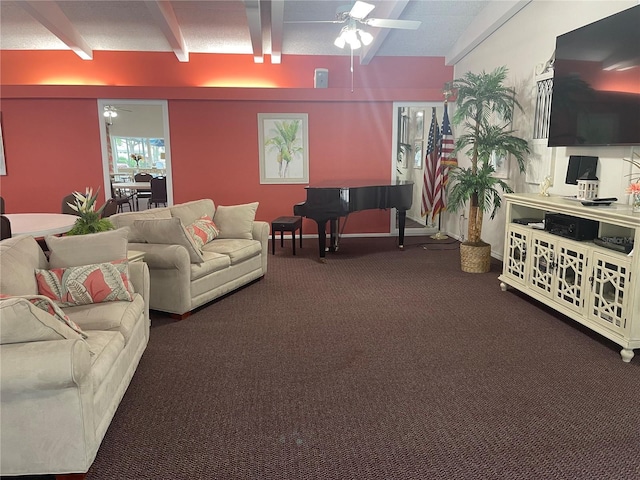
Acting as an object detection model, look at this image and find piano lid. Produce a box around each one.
[304,180,413,189]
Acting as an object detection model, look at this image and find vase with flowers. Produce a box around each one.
[130,153,143,169]
[627,183,640,213]
[623,151,640,213]
[66,188,115,235]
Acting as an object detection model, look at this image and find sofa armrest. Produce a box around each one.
[127,243,191,315]
[0,339,91,393]
[128,261,151,329]
[252,221,269,274]
[129,243,191,270]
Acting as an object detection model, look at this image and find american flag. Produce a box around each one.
[440,102,458,171]
[421,108,440,219]
[431,103,457,222]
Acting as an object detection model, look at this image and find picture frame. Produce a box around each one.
[0,113,5,176]
[413,141,423,169]
[490,151,509,179]
[258,113,309,184]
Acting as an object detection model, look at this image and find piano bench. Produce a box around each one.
[271,216,303,255]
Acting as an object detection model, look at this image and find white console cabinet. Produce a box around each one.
[499,193,639,362]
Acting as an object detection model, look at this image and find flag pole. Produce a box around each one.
[431,84,455,240]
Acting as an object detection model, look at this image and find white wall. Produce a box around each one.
[444,0,638,259]
[109,104,164,138]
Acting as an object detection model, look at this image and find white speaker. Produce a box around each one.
[314,68,328,88]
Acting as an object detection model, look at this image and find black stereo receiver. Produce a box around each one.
[544,213,599,241]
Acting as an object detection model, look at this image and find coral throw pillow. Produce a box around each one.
[35,261,134,307]
[186,215,220,249]
[0,293,87,338]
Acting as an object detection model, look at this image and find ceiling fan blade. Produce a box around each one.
[349,1,375,20]
[284,20,344,24]
[364,18,421,30]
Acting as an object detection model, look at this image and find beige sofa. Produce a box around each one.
[0,231,150,478]
[109,199,268,318]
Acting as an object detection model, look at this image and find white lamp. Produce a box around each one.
[359,30,373,46]
[335,25,372,50]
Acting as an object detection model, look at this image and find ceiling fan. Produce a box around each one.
[286,1,420,50]
[287,1,421,31]
[103,105,131,124]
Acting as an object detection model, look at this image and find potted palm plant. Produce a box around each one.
[447,66,530,273]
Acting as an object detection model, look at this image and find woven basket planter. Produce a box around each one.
[460,241,491,273]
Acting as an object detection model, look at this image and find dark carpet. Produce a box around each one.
[19,237,640,479]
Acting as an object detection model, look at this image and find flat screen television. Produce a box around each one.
[548,6,640,147]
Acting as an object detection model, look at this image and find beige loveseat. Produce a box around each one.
[0,231,150,478]
[109,199,268,318]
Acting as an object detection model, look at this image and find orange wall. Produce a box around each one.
[0,51,452,234]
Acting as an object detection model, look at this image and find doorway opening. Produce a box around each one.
[97,99,173,210]
[391,101,443,236]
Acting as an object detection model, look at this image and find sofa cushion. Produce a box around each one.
[213,202,258,240]
[185,215,220,249]
[0,296,87,344]
[190,251,231,281]
[64,293,144,344]
[134,217,204,263]
[203,238,262,265]
[84,330,125,393]
[109,208,172,242]
[35,262,135,307]
[170,199,215,227]
[0,235,49,296]
[46,228,130,268]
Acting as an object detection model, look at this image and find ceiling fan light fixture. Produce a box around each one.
[103,106,118,118]
[358,30,373,46]
[334,35,347,49]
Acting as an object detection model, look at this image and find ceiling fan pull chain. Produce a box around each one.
[350,45,354,93]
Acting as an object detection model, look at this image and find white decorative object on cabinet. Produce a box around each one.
[499,193,639,362]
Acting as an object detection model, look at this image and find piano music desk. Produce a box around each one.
[271,216,303,255]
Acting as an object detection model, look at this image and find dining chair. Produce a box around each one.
[0,215,12,240]
[101,198,118,218]
[110,184,133,213]
[148,176,168,208]
[61,194,81,216]
[134,173,153,209]
[0,196,5,214]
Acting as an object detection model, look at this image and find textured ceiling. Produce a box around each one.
[0,0,492,63]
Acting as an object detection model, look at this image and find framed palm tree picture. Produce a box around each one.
[258,113,309,184]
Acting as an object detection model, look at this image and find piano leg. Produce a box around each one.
[316,220,328,262]
[398,210,407,249]
[329,218,338,252]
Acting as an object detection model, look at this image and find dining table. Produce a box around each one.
[4,213,78,238]
[111,181,151,191]
[111,181,152,211]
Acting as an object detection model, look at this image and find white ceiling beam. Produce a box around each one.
[445,0,531,66]
[145,1,189,62]
[18,0,93,60]
[360,0,410,66]
[270,0,284,64]
[244,0,264,63]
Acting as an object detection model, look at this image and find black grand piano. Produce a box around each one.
[294,180,413,260]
